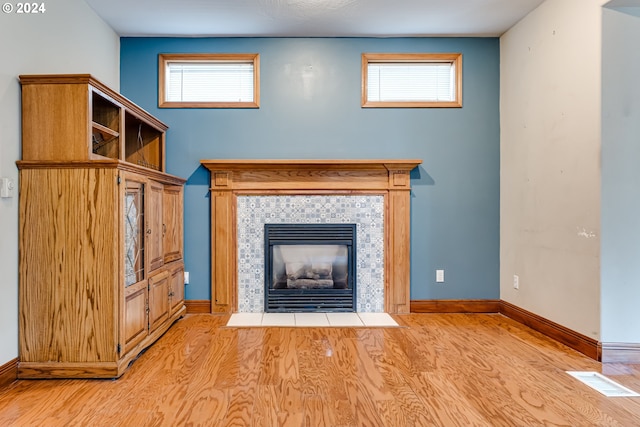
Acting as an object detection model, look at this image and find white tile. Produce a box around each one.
[295,313,330,327]
[226,313,263,327]
[228,311,399,327]
[327,313,365,327]
[261,313,296,327]
[358,312,399,327]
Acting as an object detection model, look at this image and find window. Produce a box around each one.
[159,53,260,108]
[362,53,462,108]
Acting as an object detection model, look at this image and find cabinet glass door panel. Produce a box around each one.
[124,181,145,286]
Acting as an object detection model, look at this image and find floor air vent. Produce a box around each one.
[566,371,640,397]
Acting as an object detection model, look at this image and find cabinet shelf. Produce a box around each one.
[92,122,120,158]
[92,122,120,139]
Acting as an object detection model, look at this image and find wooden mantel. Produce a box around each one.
[200,159,422,314]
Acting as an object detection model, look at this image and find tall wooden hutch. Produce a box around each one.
[17,74,186,378]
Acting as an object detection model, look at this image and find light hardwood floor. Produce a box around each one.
[1,313,639,426]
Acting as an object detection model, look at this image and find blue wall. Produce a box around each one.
[120,37,500,301]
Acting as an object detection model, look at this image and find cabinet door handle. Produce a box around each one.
[146,229,152,235]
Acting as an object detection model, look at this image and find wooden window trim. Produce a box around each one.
[361,53,462,108]
[158,53,260,109]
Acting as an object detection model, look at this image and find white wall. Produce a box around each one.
[0,0,119,366]
[601,5,640,343]
[500,0,605,339]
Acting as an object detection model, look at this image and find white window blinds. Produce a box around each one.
[367,62,456,103]
[362,53,462,108]
[166,62,254,103]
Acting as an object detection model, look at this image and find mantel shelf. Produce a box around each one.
[201,159,422,193]
[201,159,422,172]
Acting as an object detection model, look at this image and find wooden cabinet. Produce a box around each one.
[169,262,186,316]
[163,185,184,263]
[17,74,186,379]
[124,280,149,354]
[148,270,171,333]
[148,180,165,272]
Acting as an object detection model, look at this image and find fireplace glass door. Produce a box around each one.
[264,224,356,312]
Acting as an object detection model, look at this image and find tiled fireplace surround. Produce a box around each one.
[238,195,383,312]
[201,159,422,314]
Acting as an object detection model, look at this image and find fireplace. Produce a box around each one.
[200,159,422,314]
[264,224,356,312]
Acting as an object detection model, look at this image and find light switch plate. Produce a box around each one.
[436,269,445,283]
[0,177,14,198]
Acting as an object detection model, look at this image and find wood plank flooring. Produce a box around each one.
[1,313,639,426]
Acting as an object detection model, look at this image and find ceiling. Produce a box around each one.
[84,0,547,38]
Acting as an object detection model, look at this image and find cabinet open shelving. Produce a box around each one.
[19,74,166,170]
[124,111,163,171]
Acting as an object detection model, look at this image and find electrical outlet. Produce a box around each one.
[436,269,445,283]
[513,274,519,290]
[184,271,190,285]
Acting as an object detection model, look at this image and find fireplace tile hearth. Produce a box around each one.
[225,313,264,327]
[294,313,332,327]
[326,313,365,327]
[225,312,399,327]
[262,313,295,326]
[357,312,399,327]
